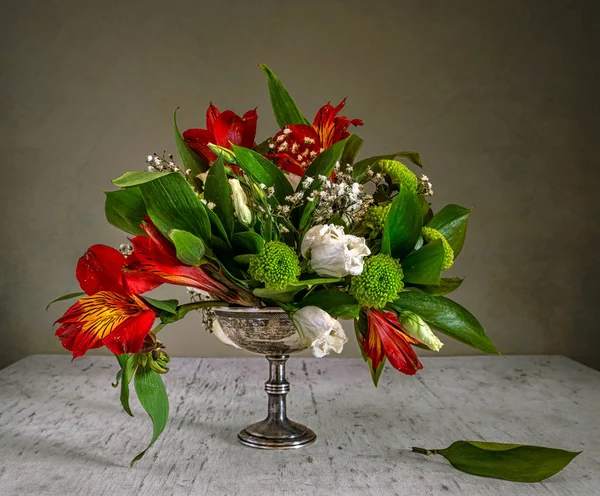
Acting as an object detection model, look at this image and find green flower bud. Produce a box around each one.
[399,311,443,351]
[350,254,404,309]
[422,227,454,270]
[378,160,418,192]
[207,143,237,164]
[364,204,391,236]
[248,241,301,290]
[148,356,169,374]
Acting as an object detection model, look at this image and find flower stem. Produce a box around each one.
[412,447,436,456]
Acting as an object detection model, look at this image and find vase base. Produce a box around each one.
[238,419,317,450]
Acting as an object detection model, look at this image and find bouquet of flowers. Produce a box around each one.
[51,65,501,464]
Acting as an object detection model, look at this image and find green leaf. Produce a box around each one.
[299,199,318,232]
[290,277,343,287]
[231,145,294,205]
[412,441,581,483]
[381,187,423,259]
[426,204,471,257]
[389,292,499,354]
[138,172,211,244]
[104,188,147,236]
[253,286,301,303]
[168,229,205,265]
[203,203,230,245]
[204,156,234,238]
[131,367,169,466]
[352,151,423,182]
[401,240,444,285]
[118,354,137,417]
[259,64,309,127]
[46,292,85,311]
[112,171,172,188]
[232,231,265,254]
[173,107,209,182]
[141,296,179,315]
[297,290,360,319]
[410,277,464,296]
[340,134,364,166]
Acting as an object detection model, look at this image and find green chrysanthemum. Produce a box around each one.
[364,203,391,236]
[422,226,454,270]
[249,241,301,290]
[350,254,404,309]
[378,159,418,192]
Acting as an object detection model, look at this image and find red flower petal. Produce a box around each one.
[205,103,220,134]
[213,109,258,149]
[367,310,423,376]
[313,99,363,149]
[55,291,154,358]
[76,245,128,296]
[268,124,321,173]
[363,317,386,374]
[102,309,156,356]
[183,128,217,163]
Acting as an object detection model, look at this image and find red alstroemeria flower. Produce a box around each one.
[125,219,259,307]
[55,245,157,359]
[362,309,424,377]
[268,99,363,176]
[183,103,258,164]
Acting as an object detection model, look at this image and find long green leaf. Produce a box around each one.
[260,64,309,127]
[389,292,499,354]
[409,277,464,296]
[203,203,230,245]
[426,204,471,257]
[141,296,179,315]
[105,188,147,236]
[340,134,364,166]
[131,367,169,466]
[297,290,360,319]
[118,354,137,417]
[381,187,423,259]
[232,231,265,254]
[232,145,294,205]
[138,172,211,243]
[401,240,444,285]
[168,229,205,265]
[46,292,85,311]
[204,156,234,238]
[412,441,581,483]
[112,171,172,188]
[173,107,209,183]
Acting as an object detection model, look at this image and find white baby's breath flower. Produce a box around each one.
[301,224,370,277]
[399,311,443,351]
[292,306,347,358]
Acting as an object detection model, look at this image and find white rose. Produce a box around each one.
[292,306,347,358]
[399,311,443,351]
[228,178,253,227]
[301,224,370,277]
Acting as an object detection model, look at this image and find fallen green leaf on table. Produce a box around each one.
[412,441,581,482]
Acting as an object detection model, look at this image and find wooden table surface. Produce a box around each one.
[0,355,598,495]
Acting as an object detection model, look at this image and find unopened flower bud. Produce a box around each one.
[207,143,237,164]
[229,178,253,227]
[399,311,443,351]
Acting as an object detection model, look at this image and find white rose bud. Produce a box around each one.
[292,306,347,358]
[399,311,443,351]
[229,178,253,227]
[301,224,370,278]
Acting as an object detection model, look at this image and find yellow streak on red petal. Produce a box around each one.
[73,291,147,340]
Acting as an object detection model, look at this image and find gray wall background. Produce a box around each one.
[1,0,598,370]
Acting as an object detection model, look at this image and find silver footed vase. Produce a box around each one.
[213,307,317,449]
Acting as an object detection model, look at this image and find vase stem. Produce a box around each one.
[265,355,290,424]
[236,355,317,449]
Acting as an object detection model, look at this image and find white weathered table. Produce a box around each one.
[0,355,598,495]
